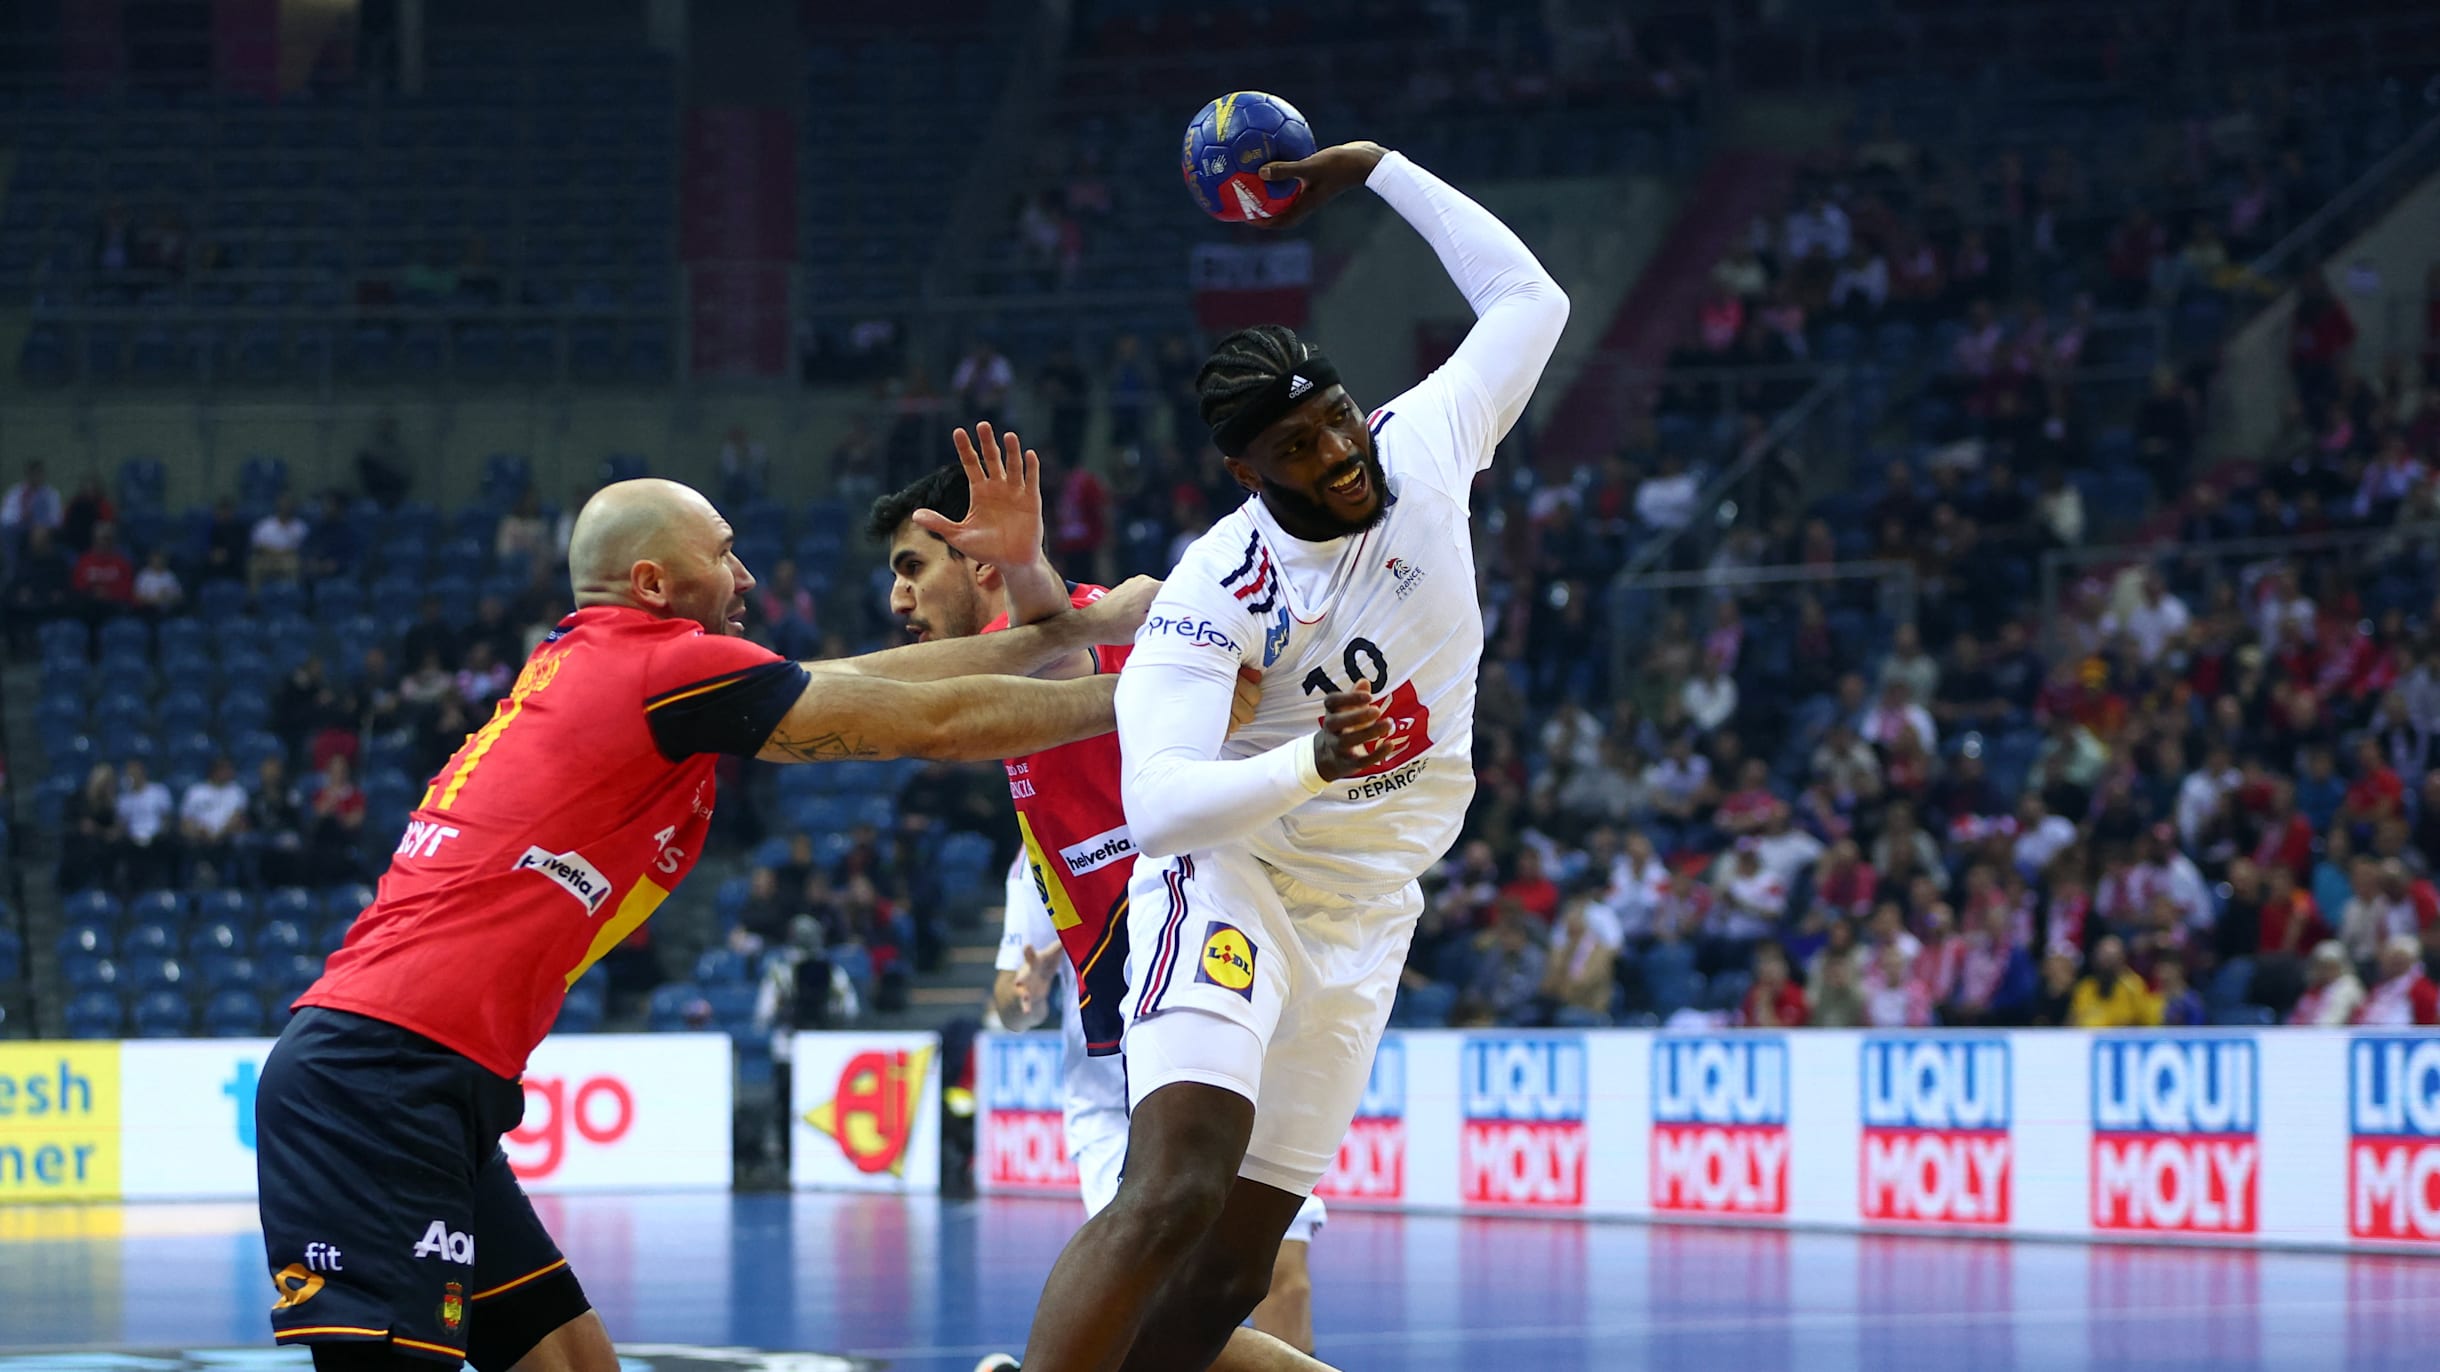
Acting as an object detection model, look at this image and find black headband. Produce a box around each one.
[1211,353,1341,458]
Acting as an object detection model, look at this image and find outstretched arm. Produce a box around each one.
[810,576,1155,683]
[1364,150,1570,446]
[758,672,1117,764]
[1256,143,1569,466]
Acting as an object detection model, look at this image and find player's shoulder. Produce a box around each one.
[1170,504,1264,585]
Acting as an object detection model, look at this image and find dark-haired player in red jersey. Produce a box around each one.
[865,430,1338,1372]
[253,476,1152,1372]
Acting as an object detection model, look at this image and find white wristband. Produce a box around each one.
[1288,737,1329,795]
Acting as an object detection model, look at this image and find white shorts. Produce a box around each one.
[1065,1070,1326,1245]
[1117,846,1420,1196]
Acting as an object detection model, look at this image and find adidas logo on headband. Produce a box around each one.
[1287,374,1313,398]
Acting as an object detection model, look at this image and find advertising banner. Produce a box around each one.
[109,1033,732,1201]
[971,1026,2440,1252]
[0,1043,120,1201]
[789,1032,941,1194]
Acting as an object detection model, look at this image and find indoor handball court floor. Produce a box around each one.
[5,1192,2440,1370]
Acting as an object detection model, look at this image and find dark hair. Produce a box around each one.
[863,465,969,549]
[1196,324,1313,440]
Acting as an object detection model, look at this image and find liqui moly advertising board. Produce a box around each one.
[1651,1036,1789,1217]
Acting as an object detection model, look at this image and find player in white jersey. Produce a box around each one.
[990,860,1325,1351]
[1012,140,1568,1372]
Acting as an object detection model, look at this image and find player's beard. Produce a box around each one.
[1259,445,1390,542]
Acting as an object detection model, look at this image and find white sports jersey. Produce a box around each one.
[1139,402,1486,895]
[1113,150,1566,900]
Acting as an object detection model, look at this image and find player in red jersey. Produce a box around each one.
[865,428,1337,1372]
[254,476,1150,1372]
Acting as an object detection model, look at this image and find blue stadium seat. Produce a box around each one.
[313,580,365,620]
[322,884,374,924]
[127,954,185,992]
[0,926,20,984]
[255,919,307,957]
[555,980,607,1034]
[37,619,89,659]
[133,990,192,1038]
[63,889,123,930]
[713,876,752,928]
[37,693,86,739]
[261,886,315,923]
[703,983,757,1030]
[98,617,151,658]
[263,952,324,1003]
[127,889,185,930]
[257,581,306,620]
[205,990,266,1038]
[121,920,178,960]
[66,991,124,1039]
[694,948,750,985]
[156,615,208,659]
[648,982,704,1031]
[315,921,352,957]
[230,727,285,772]
[195,888,253,926]
[199,579,249,623]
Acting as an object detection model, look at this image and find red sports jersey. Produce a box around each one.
[985,585,1133,1052]
[301,605,807,1077]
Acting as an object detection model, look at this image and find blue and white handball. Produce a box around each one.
[1181,91,1317,223]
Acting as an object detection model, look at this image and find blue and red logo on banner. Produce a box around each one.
[2348,1035,2440,1242]
[1461,1036,1588,1208]
[1860,1036,2011,1226]
[981,1036,1075,1193]
[1651,1036,1789,1216]
[1316,1039,1407,1202]
[2090,1037,2258,1235]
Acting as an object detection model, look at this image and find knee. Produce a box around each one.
[1204,1244,1278,1324]
[1107,1163,1235,1255]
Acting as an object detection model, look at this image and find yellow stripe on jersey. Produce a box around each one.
[1017,811,1083,933]
[644,672,750,711]
[564,873,670,988]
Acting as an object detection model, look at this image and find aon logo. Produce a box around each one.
[413,1220,475,1265]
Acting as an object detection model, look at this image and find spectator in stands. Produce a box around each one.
[717,427,769,505]
[2068,935,2159,1027]
[63,762,123,889]
[495,489,548,568]
[1539,897,1617,1026]
[1681,649,1738,734]
[244,747,305,888]
[199,498,248,582]
[454,640,511,710]
[1036,347,1091,466]
[2154,958,2207,1026]
[1861,940,1931,1027]
[113,757,175,890]
[1634,452,1699,534]
[2357,935,2439,1026]
[1053,462,1112,588]
[131,549,182,616]
[400,595,459,674]
[68,521,134,619]
[1739,942,1809,1027]
[951,338,1014,431]
[1458,905,1549,1027]
[179,756,248,884]
[59,476,113,554]
[357,416,410,508]
[2289,270,2358,421]
[2,525,70,650]
[2291,939,2366,1025]
[1,460,64,564]
[1500,848,1562,925]
[750,559,820,661]
[248,495,308,588]
[2339,736,2406,834]
[308,754,365,883]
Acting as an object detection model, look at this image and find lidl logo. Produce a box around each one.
[1195,922,1256,998]
[2091,1037,2258,1236]
[1317,1038,1407,1202]
[1652,1037,1790,1216]
[1460,1036,1588,1208]
[806,1047,934,1177]
[1859,1036,2011,1226]
[2348,1035,2440,1241]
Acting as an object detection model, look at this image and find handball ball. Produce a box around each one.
[1181,91,1317,223]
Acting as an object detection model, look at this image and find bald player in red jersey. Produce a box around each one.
[253,476,1151,1372]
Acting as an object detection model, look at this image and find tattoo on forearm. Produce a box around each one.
[765,728,880,762]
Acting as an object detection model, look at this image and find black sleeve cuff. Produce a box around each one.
[646,659,812,759]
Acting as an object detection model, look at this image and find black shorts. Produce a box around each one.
[256,1006,586,1366]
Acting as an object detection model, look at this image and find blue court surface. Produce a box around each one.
[4,1193,2440,1370]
